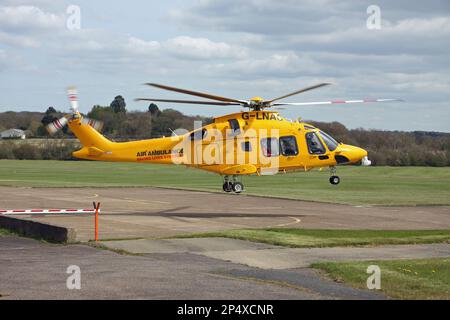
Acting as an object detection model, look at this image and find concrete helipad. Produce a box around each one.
[100,238,450,269]
[1,234,393,300]
[0,186,449,241]
[100,237,281,254]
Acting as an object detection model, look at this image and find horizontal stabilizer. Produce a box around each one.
[88,146,105,156]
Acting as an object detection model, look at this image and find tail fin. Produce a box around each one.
[68,116,114,158]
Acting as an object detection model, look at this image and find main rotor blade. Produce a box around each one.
[273,98,403,107]
[135,98,242,106]
[145,83,244,104]
[267,83,331,104]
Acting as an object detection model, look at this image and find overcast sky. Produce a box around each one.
[1,0,449,131]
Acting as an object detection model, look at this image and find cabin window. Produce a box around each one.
[228,119,241,135]
[319,131,339,151]
[260,137,279,157]
[280,136,298,156]
[306,132,326,154]
[242,141,252,152]
[190,129,207,141]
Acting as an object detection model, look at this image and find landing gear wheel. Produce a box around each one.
[222,182,233,192]
[329,175,340,185]
[232,182,244,193]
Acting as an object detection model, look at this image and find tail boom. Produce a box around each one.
[68,117,183,164]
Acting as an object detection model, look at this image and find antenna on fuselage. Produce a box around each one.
[168,128,178,136]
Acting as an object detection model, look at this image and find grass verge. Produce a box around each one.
[0,160,450,206]
[312,258,450,299]
[173,229,450,248]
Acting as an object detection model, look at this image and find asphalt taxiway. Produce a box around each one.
[1,186,448,299]
[0,187,448,241]
[0,235,385,299]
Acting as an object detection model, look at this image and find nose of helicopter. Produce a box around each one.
[335,144,370,165]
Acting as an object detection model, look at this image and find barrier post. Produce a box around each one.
[93,202,101,241]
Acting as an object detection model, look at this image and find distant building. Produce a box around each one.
[0,129,26,140]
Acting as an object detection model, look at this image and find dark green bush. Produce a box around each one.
[0,140,78,160]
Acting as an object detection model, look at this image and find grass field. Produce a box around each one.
[0,160,449,206]
[313,258,450,299]
[174,229,450,248]
[0,228,12,236]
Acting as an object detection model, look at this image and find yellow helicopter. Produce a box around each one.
[47,84,400,193]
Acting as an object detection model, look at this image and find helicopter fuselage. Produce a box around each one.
[68,110,369,178]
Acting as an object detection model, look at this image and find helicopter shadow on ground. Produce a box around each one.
[103,206,306,220]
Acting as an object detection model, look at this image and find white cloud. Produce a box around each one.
[387,72,450,94]
[125,37,160,55]
[1,1,449,131]
[0,5,65,48]
[203,52,324,78]
[164,36,247,59]
[291,17,450,51]
[393,17,450,34]
[0,5,64,32]
[0,31,40,47]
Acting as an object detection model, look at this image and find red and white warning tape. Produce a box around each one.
[0,208,98,216]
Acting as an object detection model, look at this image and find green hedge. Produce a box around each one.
[0,140,79,160]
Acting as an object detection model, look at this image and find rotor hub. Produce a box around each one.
[248,97,270,110]
[249,96,264,103]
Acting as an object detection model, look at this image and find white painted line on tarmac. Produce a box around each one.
[122,198,171,205]
[270,217,301,228]
[239,207,282,210]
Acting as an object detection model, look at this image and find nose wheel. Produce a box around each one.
[329,166,340,185]
[222,175,244,193]
[329,175,340,185]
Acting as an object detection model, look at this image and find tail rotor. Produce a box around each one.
[45,116,69,135]
[67,86,79,114]
[81,117,104,132]
[45,86,103,135]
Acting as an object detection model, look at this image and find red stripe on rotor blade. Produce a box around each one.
[48,209,61,212]
[31,210,44,212]
[13,210,25,212]
[331,100,346,104]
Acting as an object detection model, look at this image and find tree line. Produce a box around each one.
[0,96,211,139]
[0,96,449,166]
[310,121,450,167]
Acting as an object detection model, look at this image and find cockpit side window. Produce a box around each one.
[228,119,241,135]
[319,131,339,151]
[190,129,207,141]
[280,136,298,156]
[305,132,326,154]
[260,137,279,157]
